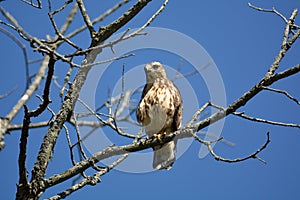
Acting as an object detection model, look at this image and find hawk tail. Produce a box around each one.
[153,141,176,170]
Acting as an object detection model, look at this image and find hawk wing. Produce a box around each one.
[136,83,152,124]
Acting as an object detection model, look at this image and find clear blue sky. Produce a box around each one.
[1,1,300,199]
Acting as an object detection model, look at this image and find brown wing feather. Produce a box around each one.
[172,97,182,131]
[170,83,182,131]
[136,83,152,123]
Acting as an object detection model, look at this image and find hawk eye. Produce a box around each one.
[152,64,159,70]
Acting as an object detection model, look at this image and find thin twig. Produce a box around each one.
[28,55,55,117]
[262,86,300,105]
[113,64,125,123]
[48,9,82,50]
[60,3,79,35]
[62,123,78,167]
[65,0,130,41]
[0,86,18,99]
[198,131,235,147]
[193,130,270,164]
[7,121,49,131]
[0,6,80,67]
[76,0,95,37]
[233,111,300,128]
[0,6,32,41]
[248,3,288,24]
[59,64,73,97]
[207,132,270,164]
[77,97,138,139]
[21,0,42,9]
[0,27,30,88]
[186,101,211,127]
[81,53,135,68]
[72,112,94,168]
[48,0,73,14]
[7,119,110,131]
[172,62,212,82]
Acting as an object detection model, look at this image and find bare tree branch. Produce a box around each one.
[48,154,128,200]
[205,132,270,164]
[76,0,95,38]
[0,6,32,41]
[262,86,300,105]
[64,0,131,41]
[77,97,138,139]
[248,3,289,24]
[210,102,300,129]
[28,55,55,117]
[233,112,300,128]
[48,8,82,51]
[48,0,73,15]
[0,85,17,99]
[186,101,211,127]
[171,62,211,82]
[16,106,30,200]
[21,0,42,9]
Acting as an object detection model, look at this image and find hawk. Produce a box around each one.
[136,61,183,170]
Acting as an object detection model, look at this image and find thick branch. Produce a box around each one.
[16,106,30,200]
[18,106,30,186]
[44,132,178,188]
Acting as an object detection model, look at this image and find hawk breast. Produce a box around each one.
[137,78,182,137]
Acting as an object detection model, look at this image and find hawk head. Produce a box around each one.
[144,61,167,83]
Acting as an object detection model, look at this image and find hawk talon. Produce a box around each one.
[151,133,163,142]
[139,139,146,145]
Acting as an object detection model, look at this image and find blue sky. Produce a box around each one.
[1,1,300,199]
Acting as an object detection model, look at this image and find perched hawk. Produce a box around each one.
[136,62,183,170]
